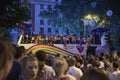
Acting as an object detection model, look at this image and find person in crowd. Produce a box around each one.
[86,42,91,56]
[76,58,84,71]
[93,32,100,44]
[78,57,90,74]
[103,59,111,75]
[6,45,25,80]
[31,35,35,43]
[80,68,111,80]
[68,57,83,80]
[98,56,105,69]
[109,61,120,80]
[52,57,76,80]
[35,50,55,80]
[89,56,108,75]
[0,38,15,80]
[20,56,39,80]
[36,60,46,80]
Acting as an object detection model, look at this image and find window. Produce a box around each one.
[39,28,44,34]
[48,28,51,33]
[48,5,51,8]
[40,20,44,25]
[47,20,51,25]
[55,0,58,2]
[55,29,58,33]
[40,4,44,9]
[47,5,52,10]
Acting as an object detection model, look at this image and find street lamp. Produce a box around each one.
[106,10,113,27]
[106,10,113,17]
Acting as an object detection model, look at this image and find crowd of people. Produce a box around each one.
[1,37,120,80]
[21,34,100,45]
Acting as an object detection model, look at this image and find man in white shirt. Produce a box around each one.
[68,57,83,80]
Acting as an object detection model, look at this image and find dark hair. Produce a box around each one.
[0,38,15,70]
[113,61,119,68]
[92,60,100,68]
[14,46,25,59]
[78,58,83,64]
[68,57,76,66]
[80,68,111,80]
[35,50,48,61]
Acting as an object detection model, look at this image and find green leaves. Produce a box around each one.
[39,0,120,35]
[0,0,30,28]
[0,0,30,41]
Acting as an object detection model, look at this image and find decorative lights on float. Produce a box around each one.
[82,14,100,36]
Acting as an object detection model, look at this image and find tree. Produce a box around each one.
[0,0,30,40]
[40,0,108,35]
[103,0,120,50]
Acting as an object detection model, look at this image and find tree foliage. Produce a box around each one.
[0,0,30,28]
[0,0,30,41]
[39,0,99,34]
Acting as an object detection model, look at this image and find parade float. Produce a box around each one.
[17,34,102,56]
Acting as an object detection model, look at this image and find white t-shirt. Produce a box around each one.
[68,66,83,80]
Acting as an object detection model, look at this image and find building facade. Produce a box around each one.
[28,0,61,35]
